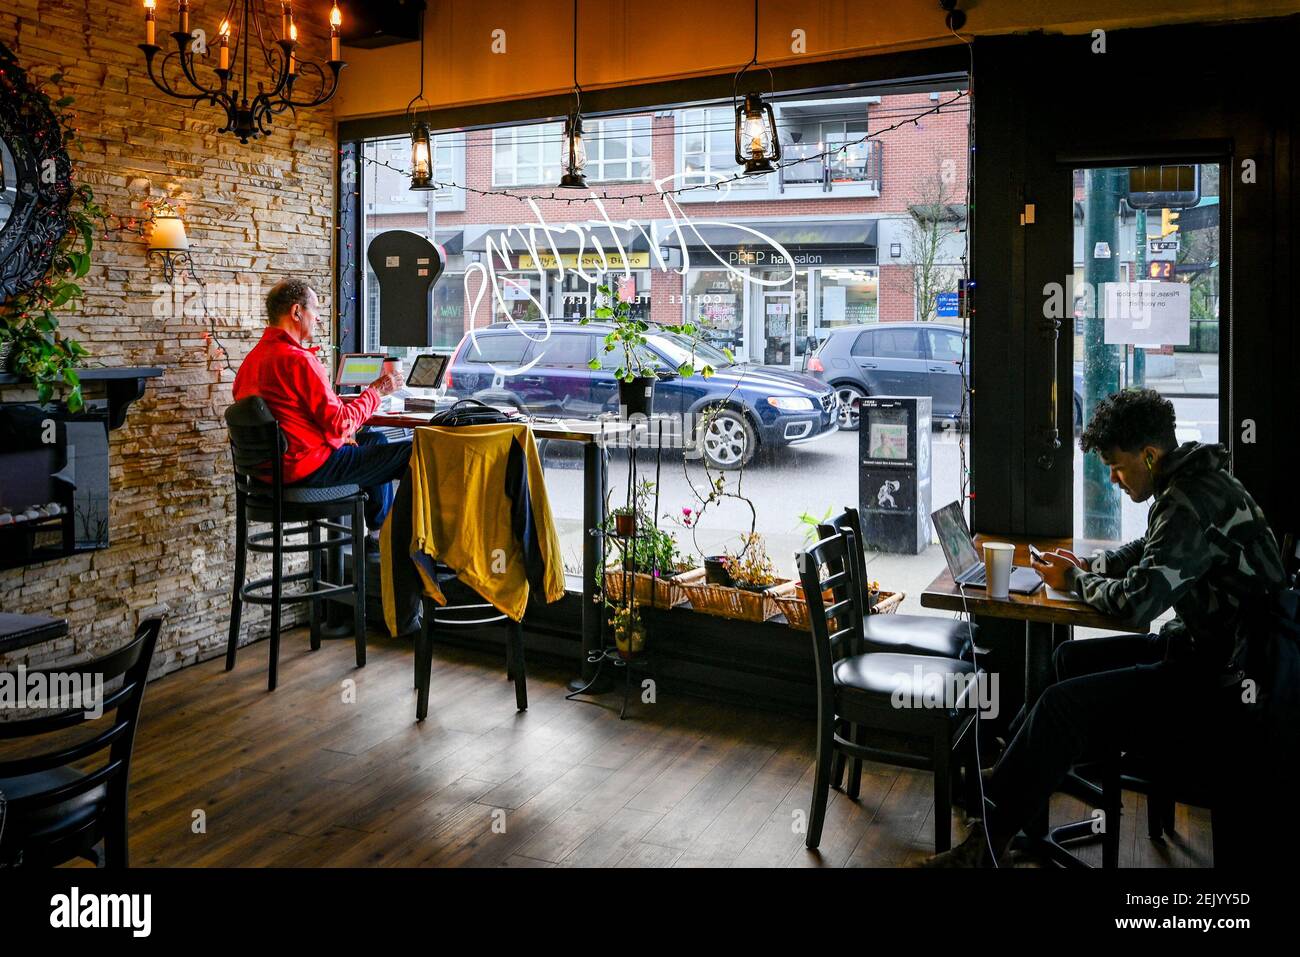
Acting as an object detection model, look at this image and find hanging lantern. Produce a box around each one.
[735,92,779,175]
[559,111,588,189]
[409,120,435,190]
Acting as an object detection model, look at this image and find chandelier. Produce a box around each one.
[138,1,346,144]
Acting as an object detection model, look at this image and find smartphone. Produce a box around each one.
[1028,544,1046,563]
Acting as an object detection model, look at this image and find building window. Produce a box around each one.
[586,116,652,182]
[817,267,878,329]
[685,269,746,358]
[492,124,562,187]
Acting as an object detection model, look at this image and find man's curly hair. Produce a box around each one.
[1079,388,1177,454]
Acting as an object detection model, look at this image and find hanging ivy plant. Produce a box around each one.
[0,42,99,413]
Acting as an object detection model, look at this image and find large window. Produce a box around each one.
[586,116,652,182]
[492,123,562,187]
[817,267,878,329]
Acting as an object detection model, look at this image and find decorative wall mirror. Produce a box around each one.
[0,41,74,303]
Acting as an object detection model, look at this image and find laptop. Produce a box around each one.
[930,500,1043,594]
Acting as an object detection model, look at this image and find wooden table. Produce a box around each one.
[368,410,632,688]
[921,533,1150,864]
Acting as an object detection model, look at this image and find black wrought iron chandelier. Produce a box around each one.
[138,1,346,144]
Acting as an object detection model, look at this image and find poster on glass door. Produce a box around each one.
[1102,282,1192,346]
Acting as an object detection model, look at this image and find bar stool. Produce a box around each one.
[224,396,368,691]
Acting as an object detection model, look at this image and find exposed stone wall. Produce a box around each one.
[1,0,337,675]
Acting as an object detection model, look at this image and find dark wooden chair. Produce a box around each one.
[225,396,368,691]
[0,617,162,868]
[414,571,527,721]
[799,528,980,852]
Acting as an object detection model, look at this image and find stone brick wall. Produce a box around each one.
[1,0,337,676]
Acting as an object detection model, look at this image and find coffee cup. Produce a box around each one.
[983,542,1015,600]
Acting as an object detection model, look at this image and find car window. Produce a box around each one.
[530,334,592,368]
[873,328,923,359]
[598,342,666,372]
[850,331,875,357]
[926,329,964,362]
[463,332,530,364]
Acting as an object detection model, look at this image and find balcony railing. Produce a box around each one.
[778,140,882,195]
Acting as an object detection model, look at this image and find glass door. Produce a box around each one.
[1072,162,1222,541]
[761,289,794,366]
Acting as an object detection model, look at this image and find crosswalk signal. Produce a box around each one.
[1160,208,1181,238]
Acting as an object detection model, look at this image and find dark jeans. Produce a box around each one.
[294,428,412,531]
[983,632,1236,855]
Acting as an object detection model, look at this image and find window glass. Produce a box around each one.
[927,328,964,362]
[818,267,878,330]
[492,124,562,186]
[531,334,592,368]
[873,327,923,359]
[685,270,745,358]
[851,331,875,357]
[464,333,530,364]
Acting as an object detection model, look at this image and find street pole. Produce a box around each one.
[1082,167,1124,540]
[1133,207,1147,388]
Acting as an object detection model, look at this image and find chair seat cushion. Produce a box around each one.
[0,766,108,848]
[861,614,974,660]
[834,652,978,711]
[278,483,362,504]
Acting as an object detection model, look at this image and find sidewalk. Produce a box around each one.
[1142,351,1218,396]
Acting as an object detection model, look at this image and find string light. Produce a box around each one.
[356,93,966,205]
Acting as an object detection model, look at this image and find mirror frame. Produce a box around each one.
[0,41,74,304]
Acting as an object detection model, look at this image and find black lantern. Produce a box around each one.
[556,0,588,190]
[735,92,779,175]
[409,120,435,191]
[559,112,588,190]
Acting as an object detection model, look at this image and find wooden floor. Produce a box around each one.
[102,629,1211,867]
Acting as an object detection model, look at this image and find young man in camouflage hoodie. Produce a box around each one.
[924,388,1286,867]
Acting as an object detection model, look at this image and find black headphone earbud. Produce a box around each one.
[1145,454,1154,470]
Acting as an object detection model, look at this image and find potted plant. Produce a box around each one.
[722,532,781,592]
[611,600,646,659]
[612,505,636,538]
[793,506,834,600]
[582,283,720,417]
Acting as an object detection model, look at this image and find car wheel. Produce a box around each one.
[834,384,866,431]
[699,409,756,470]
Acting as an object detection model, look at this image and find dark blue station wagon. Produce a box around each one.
[443,322,839,469]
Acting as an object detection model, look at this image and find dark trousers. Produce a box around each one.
[294,429,412,531]
[983,632,1233,854]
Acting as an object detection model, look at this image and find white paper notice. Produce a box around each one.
[822,285,846,324]
[1102,282,1191,346]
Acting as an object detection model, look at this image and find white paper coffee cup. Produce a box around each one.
[983,542,1015,599]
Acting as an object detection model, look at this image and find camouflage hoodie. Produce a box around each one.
[1066,442,1286,677]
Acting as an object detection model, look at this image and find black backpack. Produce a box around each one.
[428,398,517,428]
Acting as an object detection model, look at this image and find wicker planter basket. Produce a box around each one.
[771,582,906,631]
[602,565,703,608]
[679,576,791,622]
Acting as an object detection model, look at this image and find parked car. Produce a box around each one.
[442,322,839,469]
[806,322,1084,433]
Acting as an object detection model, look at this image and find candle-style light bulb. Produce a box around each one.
[219,19,230,71]
[281,2,291,39]
[288,21,298,75]
[144,0,156,46]
[330,3,342,61]
[179,0,190,35]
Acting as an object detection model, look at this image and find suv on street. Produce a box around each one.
[807,321,1084,432]
[442,322,839,469]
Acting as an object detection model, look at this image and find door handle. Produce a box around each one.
[929,365,949,372]
[859,362,877,369]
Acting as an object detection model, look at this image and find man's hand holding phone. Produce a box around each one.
[1030,546,1088,591]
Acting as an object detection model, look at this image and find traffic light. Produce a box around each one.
[1160,208,1181,237]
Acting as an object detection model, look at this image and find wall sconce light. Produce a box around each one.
[890,242,903,258]
[147,200,191,283]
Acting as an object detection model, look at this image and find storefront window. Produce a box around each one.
[685,270,745,358]
[817,267,878,329]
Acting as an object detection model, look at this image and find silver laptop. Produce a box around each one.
[930,501,1043,594]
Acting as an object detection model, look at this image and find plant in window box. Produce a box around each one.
[680,531,789,622]
[599,482,700,608]
[581,283,724,417]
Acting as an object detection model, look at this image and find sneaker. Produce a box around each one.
[915,820,997,868]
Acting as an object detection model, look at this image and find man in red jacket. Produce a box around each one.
[233,278,410,534]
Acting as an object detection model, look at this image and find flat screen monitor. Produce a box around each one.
[335,353,386,387]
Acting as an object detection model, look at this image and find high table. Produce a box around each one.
[0,612,69,656]
[368,409,631,689]
[920,533,1150,865]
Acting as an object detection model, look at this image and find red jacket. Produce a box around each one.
[232,327,380,483]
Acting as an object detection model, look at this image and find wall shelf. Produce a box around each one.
[0,366,163,429]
